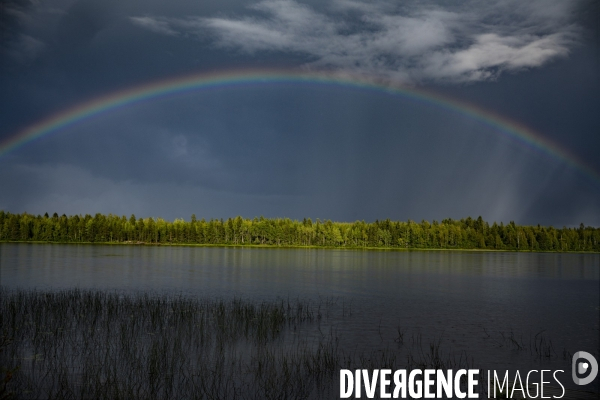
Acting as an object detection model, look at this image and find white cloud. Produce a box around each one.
[130,0,580,83]
[419,32,572,82]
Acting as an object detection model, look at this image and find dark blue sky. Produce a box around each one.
[1,0,599,226]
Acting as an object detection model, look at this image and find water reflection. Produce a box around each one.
[1,243,598,392]
[3,244,597,293]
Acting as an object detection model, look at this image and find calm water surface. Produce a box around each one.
[1,243,599,391]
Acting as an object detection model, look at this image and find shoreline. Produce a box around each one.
[2,240,599,254]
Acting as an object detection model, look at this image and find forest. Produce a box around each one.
[0,211,598,252]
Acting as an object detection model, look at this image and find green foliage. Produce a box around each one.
[0,210,598,252]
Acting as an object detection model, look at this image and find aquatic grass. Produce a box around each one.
[1,288,572,399]
[491,329,562,360]
[1,288,348,399]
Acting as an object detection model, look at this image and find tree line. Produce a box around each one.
[0,211,598,252]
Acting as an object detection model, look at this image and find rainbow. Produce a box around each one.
[1,69,598,183]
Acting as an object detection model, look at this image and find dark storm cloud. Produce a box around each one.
[1,0,46,65]
[1,84,597,225]
[0,0,598,225]
[0,162,310,221]
[56,0,118,49]
[130,0,580,83]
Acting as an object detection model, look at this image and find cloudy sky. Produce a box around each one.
[1,0,599,226]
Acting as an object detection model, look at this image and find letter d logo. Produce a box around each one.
[572,351,598,385]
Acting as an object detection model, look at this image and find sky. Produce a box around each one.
[1,0,599,226]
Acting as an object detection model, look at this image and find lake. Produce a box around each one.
[1,243,599,394]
